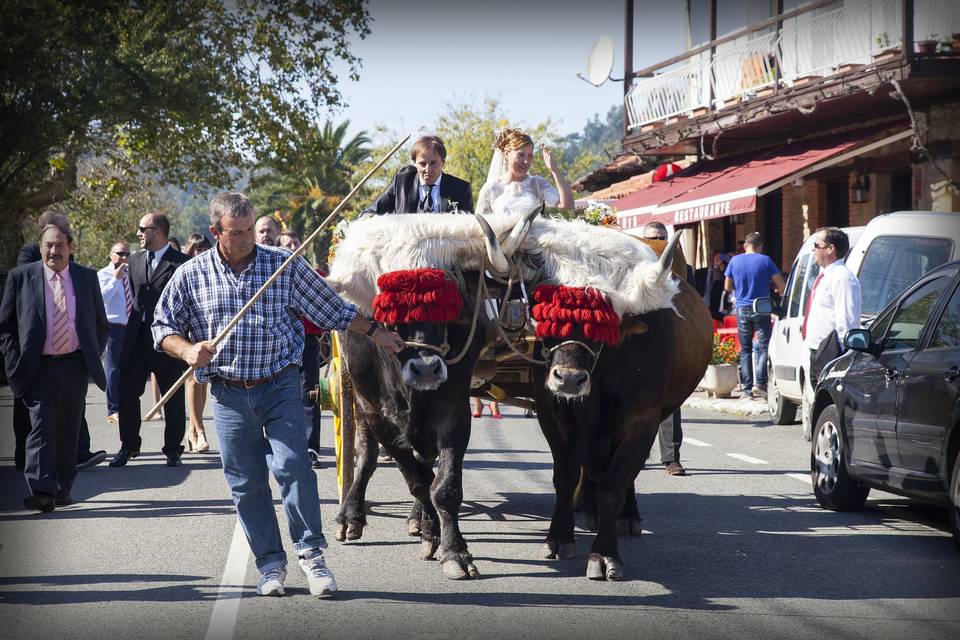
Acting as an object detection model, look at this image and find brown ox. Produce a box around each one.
[531,234,712,580]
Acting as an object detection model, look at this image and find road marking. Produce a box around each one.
[205,518,250,640]
[727,453,769,465]
[785,472,811,485]
[683,437,713,447]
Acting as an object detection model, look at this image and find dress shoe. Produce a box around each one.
[165,453,182,467]
[109,448,139,467]
[23,493,55,512]
[308,449,322,470]
[77,450,107,470]
[55,490,74,506]
[665,461,686,476]
[106,413,119,423]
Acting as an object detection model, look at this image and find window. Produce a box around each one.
[787,253,818,318]
[930,282,960,349]
[881,277,950,352]
[858,236,954,315]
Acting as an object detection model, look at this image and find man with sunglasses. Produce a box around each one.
[110,212,190,468]
[97,241,132,423]
[803,227,861,385]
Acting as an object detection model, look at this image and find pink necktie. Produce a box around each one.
[51,272,71,354]
[123,273,133,318]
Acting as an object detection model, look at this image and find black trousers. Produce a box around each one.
[117,328,186,455]
[15,396,94,469]
[22,353,88,496]
[658,408,683,464]
[301,333,322,452]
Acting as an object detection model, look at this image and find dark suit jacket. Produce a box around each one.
[0,261,108,397]
[363,166,473,215]
[120,247,189,371]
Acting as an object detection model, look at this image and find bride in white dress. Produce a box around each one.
[475,128,575,217]
[472,129,574,419]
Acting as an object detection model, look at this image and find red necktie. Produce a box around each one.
[801,272,824,340]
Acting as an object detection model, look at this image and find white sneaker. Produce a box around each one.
[298,550,337,596]
[256,566,286,596]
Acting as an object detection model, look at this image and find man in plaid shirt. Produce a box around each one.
[153,192,403,597]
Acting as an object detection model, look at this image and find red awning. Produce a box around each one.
[615,125,912,229]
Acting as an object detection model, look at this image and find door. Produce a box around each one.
[897,275,960,484]
[771,248,818,400]
[826,180,850,228]
[842,277,951,468]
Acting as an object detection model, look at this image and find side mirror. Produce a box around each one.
[753,297,774,315]
[844,328,873,352]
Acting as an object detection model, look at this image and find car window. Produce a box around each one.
[929,281,960,349]
[881,276,950,352]
[858,235,954,315]
[787,253,817,318]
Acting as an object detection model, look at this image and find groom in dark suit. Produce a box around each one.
[111,211,190,467]
[363,135,473,215]
[0,223,108,511]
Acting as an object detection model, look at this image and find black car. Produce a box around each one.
[809,261,960,548]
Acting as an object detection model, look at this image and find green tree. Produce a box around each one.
[0,0,370,264]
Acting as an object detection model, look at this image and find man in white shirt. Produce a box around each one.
[802,226,862,385]
[97,241,131,422]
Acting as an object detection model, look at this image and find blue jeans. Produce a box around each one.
[103,323,126,414]
[735,308,772,391]
[209,368,326,572]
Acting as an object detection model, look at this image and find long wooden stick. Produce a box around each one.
[143,134,411,421]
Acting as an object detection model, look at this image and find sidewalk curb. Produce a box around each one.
[683,391,770,417]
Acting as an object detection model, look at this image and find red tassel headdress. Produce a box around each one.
[531,285,621,346]
[373,268,463,325]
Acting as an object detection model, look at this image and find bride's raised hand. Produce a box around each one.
[542,146,560,174]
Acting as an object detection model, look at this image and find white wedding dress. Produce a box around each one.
[475,175,560,216]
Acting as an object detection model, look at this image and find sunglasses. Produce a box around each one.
[813,242,833,250]
[137,226,158,233]
[113,251,131,257]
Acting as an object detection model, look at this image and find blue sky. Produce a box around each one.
[334,0,689,140]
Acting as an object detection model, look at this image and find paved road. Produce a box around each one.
[1,384,958,640]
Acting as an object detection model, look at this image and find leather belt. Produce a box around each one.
[42,350,82,360]
[211,365,298,390]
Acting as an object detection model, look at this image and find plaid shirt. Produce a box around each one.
[152,244,357,383]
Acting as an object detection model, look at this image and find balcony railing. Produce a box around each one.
[625,0,958,131]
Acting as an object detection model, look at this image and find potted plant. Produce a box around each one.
[916,34,937,55]
[700,334,740,398]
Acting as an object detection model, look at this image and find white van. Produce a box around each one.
[767,211,960,437]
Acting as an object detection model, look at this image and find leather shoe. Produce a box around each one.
[165,453,182,467]
[665,461,686,476]
[55,490,74,506]
[77,450,107,470]
[109,448,139,467]
[23,493,55,512]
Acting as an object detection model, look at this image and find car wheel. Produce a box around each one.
[951,448,960,552]
[767,360,797,425]
[811,404,869,511]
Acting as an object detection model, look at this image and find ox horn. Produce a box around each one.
[501,202,544,257]
[474,213,510,274]
[654,232,683,285]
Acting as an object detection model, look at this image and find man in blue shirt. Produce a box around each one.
[724,232,786,398]
[153,192,404,598]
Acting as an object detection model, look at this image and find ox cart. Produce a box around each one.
[313,284,543,504]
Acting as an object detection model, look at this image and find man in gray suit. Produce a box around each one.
[0,223,108,511]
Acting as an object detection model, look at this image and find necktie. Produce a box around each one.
[122,272,133,318]
[146,251,155,282]
[801,272,824,340]
[51,271,71,354]
[421,184,434,212]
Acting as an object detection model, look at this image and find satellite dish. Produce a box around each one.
[584,35,614,86]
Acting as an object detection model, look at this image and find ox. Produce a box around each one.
[326,211,538,580]
[529,234,712,580]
